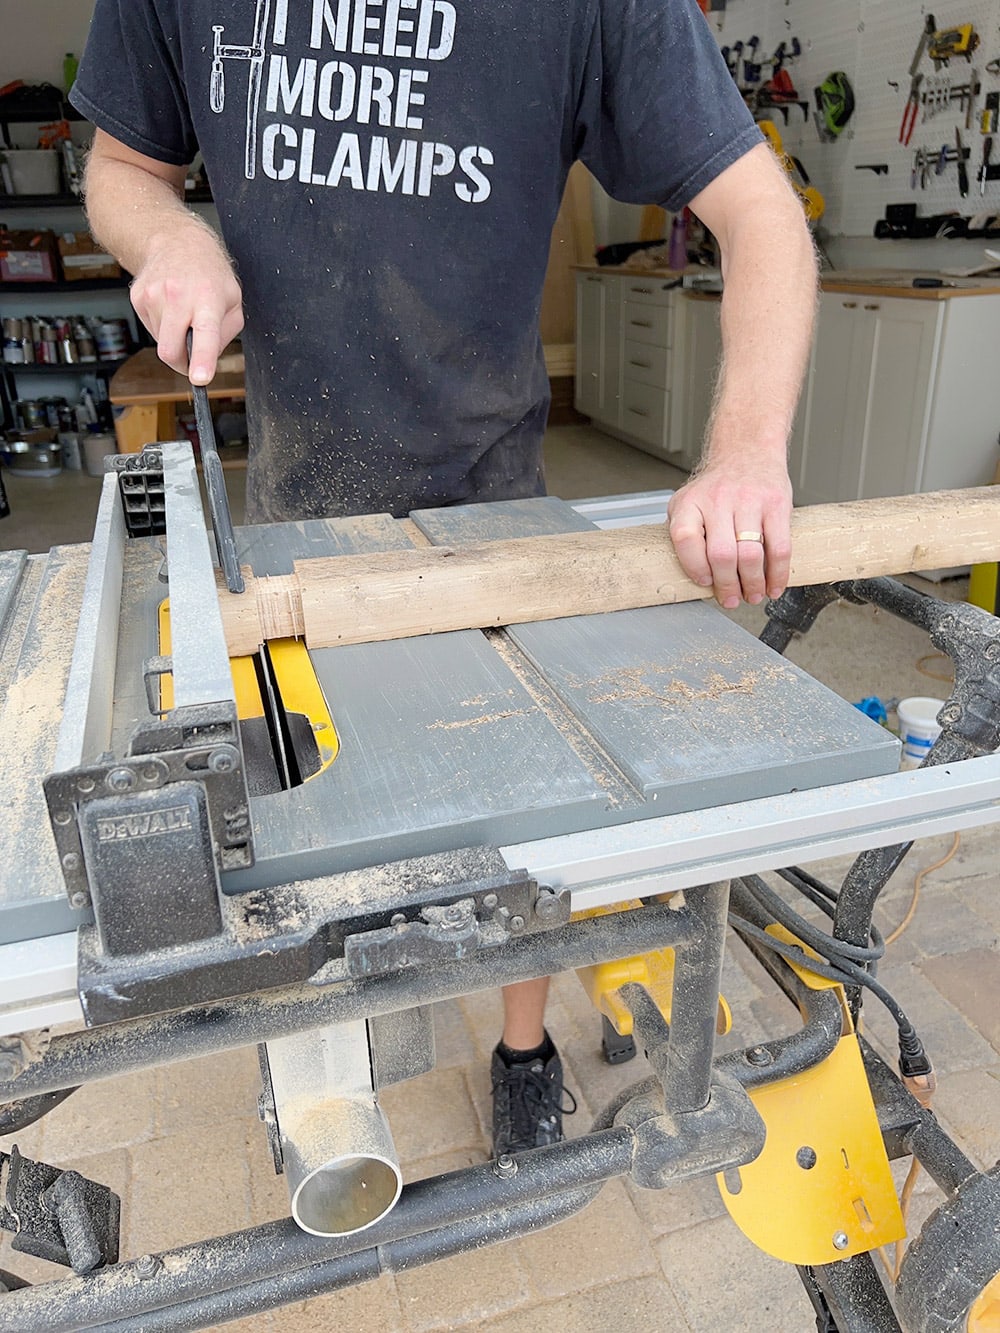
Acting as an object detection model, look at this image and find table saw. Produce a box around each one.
[1,442,999,1332]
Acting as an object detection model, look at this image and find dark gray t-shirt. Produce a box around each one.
[72,0,759,522]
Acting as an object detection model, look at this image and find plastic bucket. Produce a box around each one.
[897,696,944,769]
[82,432,117,477]
[2,149,62,195]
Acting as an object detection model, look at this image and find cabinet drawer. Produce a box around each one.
[623,339,669,389]
[623,301,671,349]
[621,379,669,445]
[620,278,677,305]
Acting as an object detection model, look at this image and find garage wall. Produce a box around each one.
[4,1,998,265]
[711,0,1000,243]
[0,1,94,90]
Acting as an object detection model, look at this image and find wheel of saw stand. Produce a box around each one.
[896,1162,1000,1332]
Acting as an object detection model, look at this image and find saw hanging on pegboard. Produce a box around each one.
[814,71,856,143]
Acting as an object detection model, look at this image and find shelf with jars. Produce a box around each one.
[2,310,134,437]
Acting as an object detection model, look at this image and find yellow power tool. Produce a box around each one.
[758,118,825,225]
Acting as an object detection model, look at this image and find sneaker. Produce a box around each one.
[490,1042,577,1158]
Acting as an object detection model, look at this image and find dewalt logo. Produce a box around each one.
[95,807,193,842]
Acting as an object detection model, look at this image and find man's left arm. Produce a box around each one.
[667,142,819,609]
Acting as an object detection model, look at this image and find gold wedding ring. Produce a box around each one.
[735,530,764,544]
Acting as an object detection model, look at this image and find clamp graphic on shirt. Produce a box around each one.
[210,0,271,180]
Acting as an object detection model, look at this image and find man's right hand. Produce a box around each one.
[83,129,245,385]
[129,225,245,384]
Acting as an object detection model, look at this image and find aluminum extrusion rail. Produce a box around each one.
[4,754,1000,1039]
[501,753,1000,910]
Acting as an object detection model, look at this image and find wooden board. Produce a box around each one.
[216,487,1000,655]
[217,501,899,897]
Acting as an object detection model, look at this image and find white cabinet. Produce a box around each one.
[573,272,621,424]
[574,271,719,468]
[669,294,722,472]
[790,288,1000,505]
[578,272,1000,500]
[619,288,672,451]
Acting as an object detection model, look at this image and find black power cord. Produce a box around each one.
[730,871,933,1083]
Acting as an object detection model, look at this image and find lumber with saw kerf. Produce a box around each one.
[216,487,1000,656]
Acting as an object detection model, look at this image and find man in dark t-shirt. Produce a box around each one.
[74,0,817,1157]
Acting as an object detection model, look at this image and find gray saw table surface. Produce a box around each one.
[0,496,899,944]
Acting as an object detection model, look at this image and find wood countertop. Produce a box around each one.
[819,270,1000,299]
[573,263,1000,300]
[109,346,246,405]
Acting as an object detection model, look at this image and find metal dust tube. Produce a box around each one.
[263,1020,403,1238]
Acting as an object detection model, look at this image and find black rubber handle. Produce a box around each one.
[955,130,969,197]
[187,331,245,595]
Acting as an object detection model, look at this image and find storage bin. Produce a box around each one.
[82,431,117,477]
[0,229,60,283]
[1,149,62,196]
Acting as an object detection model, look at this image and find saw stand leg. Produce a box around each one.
[765,574,1000,1020]
[761,575,1000,1328]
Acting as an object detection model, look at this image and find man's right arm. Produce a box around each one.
[84,129,244,384]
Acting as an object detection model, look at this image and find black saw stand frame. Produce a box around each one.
[2,574,1000,1333]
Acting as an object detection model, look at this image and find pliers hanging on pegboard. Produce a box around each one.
[900,14,936,146]
[900,73,923,145]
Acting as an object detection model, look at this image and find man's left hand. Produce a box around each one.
[667,455,793,609]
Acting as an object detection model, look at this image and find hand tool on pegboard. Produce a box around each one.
[186,330,245,595]
[964,69,981,130]
[929,22,980,69]
[956,127,970,197]
[741,35,761,86]
[911,146,929,190]
[900,16,935,146]
[720,41,742,80]
[921,73,950,122]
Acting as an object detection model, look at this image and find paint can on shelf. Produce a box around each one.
[16,400,47,431]
[94,320,130,361]
[2,318,25,365]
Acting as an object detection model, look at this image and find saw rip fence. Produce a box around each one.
[215,487,1000,656]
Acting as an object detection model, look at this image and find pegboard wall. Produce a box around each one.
[707,0,1000,239]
